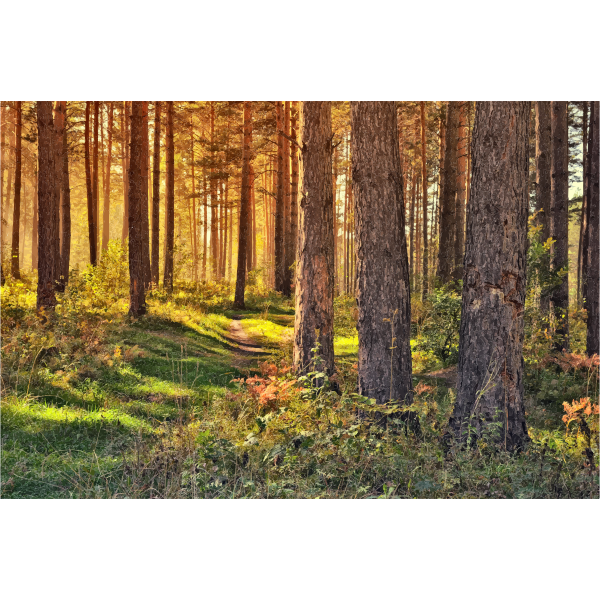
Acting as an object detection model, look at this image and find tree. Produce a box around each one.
[36,101,57,312]
[10,101,22,279]
[128,101,146,317]
[163,101,175,292]
[53,101,65,288]
[449,101,530,451]
[274,101,285,293]
[151,101,161,284]
[550,101,569,351]
[84,102,97,265]
[586,101,599,357]
[437,101,459,284]
[121,102,130,242]
[350,101,413,406]
[102,102,113,252]
[293,102,335,375]
[420,101,429,297]
[59,106,71,290]
[93,101,100,257]
[454,101,467,280]
[140,102,151,287]
[290,101,299,292]
[535,102,552,244]
[283,101,292,296]
[233,102,253,309]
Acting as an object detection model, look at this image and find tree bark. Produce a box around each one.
[586,101,599,357]
[32,166,38,271]
[189,113,197,282]
[350,101,413,406]
[550,101,569,351]
[60,109,71,289]
[577,101,588,308]
[275,101,285,293]
[450,101,530,451]
[93,101,100,258]
[282,101,292,296]
[128,101,146,316]
[36,101,57,313]
[140,102,151,287]
[420,101,429,297]
[535,102,552,243]
[121,102,130,242]
[290,101,299,294]
[437,101,459,284]
[53,102,65,286]
[234,101,253,309]
[163,101,175,292]
[151,101,161,284]
[293,102,335,376]
[102,102,113,252]
[85,102,97,265]
[10,101,22,279]
[454,101,467,280]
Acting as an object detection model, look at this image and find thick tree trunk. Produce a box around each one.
[85,102,97,265]
[420,101,429,297]
[93,101,100,257]
[586,101,599,357]
[36,102,57,312]
[275,101,285,293]
[140,102,151,287]
[128,102,146,316]
[450,101,530,451]
[550,101,569,351]
[293,102,335,376]
[437,101,459,284]
[10,101,22,279]
[454,101,467,280]
[60,112,71,289]
[234,102,253,309]
[53,102,65,286]
[151,101,161,284]
[351,101,413,406]
[102,102,113,252]
[163,101,175,292]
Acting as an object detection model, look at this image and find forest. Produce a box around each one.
[0,100,598,499]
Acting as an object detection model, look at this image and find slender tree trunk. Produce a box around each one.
[550,101,569,351]
[128,102,146,316]
[409,165,415,281]
[202,172,207,280]
[210,103,217,280]
[291,101,299,293]
[420,101,429,297]
[140,102,151,287]
[163,101,175,292]
[60,111,71,289]
[121,102,130,242]
[350,101,413,406]
[577,101,588,308]
[32,166,38,270]
[454,101,467,280]
[53,102,65,286]
[227,178,233,282]
[151,101,161,284]
[93,101,100,257]
[437,101,459,284]
[102,102,113,252]
[275,101,285,292]
[450,101,530,451]
[586,101,599,357]
[251,167,257,270]
[282,101,292,296]
[36,102,57,312]
[85,102,97,265]
[234,102,253,309]
[10,101,22,279]
[294,101,335,375]
[189,114,197,282]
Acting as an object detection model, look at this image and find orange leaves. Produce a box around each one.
[233,362,297,411]
[562,397,599,425]
[543,352,600,373]
[415,381,434,396]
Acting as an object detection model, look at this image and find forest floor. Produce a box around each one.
[1,273,598,499]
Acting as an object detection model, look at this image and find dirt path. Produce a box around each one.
[226,315,269,371]
[419,365,458,388]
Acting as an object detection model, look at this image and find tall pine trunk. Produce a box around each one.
[420,101,429,297]
[290,101,299,292]
[450,101,530,451]
[437,101,459,284]
[163,101,175,292]
[53,102,65,286]
[36,102,57,312]
[577,101,588,308]
[454,101,467,280]
[293,102,335,375]
[550,101,569,351]
[93,102,100,258]
[10,101,22,279]
[151,102,161,284]
[586,101,599,356]
[350,101,413,407]
[121,102,130,242]
[140,102,151,287]
[102,102,113,252]
[282,101,292,296]
[128,102,146,316]
[234,102,252,309]
[85,102,97,265]
[274,101,285,292]
[60,110,71,289]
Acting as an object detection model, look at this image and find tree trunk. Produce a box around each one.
[32,166,38,270]
[420,101,429,297]
[60,110,71,289]
[128,102,147,316]
[93,101,100,258]
[577,101,588,308]
[36,102,57,312]
[234,102,252,309]
[10,101,22,279]
[151,101,161,284]
[450,101,530,451]
[350,101,413,406]
[437,101,459,284]
[454,101,467,280]
[274,101,285,292]
[85,102,97,265]
[293,102,335,376]
[121,102,130,242]
[202,172,207,280]
[189,114,197,282]
[290,101,299,294]
[163,101,175,292]
[53,102,65,286]
[550,101,569,351]
[140,102,151,287]
[586,101,599,357]
[409,165,415,281]
[282,101,292,296]
[102,102,113,252]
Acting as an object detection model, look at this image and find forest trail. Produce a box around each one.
[226,315,269,371]
[420,365,458,388]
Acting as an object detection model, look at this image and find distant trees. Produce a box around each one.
[450,101,530,451]
[10,101,22,279]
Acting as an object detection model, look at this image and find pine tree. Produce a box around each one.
[586,101,599,356]
[163,101,175,292]
[10,101,22,279]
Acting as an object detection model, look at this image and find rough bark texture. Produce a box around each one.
[454,101,467,280]
[140,102,151,287]
[151,101,161,284]
[290,101,299,292]
[437,101,459,283]
[128,102,146,316]
[163,101,175,292]
[586,101,599,357]
[578,102,588,308]
[36,102,57,312]
[274,102,285,293]
[234,102,252,309]
[420,102,429,297]
[550,101,569,350]
[60,105,71,290]
[102,102,113,252]
[84,102,97,265]
[450,102,530,451]
[293,102,335,375]
[53,102,65,288]
[350,101,412,405]
[535,102,552,243]
[11,101,22,279]
[93,102,100,258]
